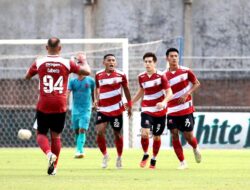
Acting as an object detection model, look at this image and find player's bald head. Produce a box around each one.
[46,37,61,54]
[47,37,60,48]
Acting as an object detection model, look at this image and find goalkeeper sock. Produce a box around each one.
[75,134,79,153]
[77,133,86,154]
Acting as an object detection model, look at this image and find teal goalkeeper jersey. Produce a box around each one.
[68,76,95,115]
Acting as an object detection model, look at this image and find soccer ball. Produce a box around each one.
[17,129,32,140]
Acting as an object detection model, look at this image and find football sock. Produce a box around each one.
[172,139,185,162]
[153,139,161,157]
[75,134,79,152]
[187,137,198,149]
[96,135,107,155]
[141,137,149,153]
[77,133,86,154]
[115,136,123,157]
[51,137,61,168]
[36,134,51,155]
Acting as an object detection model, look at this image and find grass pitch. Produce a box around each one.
[0,148,249,190]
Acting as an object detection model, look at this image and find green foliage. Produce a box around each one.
[0,148,249,190]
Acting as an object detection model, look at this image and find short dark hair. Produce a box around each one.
[103,54,116,60]
[47,37,60,48]
[166,48,179,56]
[143,52,157,62]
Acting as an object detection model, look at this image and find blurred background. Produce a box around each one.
[0,0,249,148]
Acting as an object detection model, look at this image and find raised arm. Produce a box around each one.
[76,52,91,75]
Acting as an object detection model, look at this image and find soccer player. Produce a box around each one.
[164,48,201,169]
[25,37,91,175]
[95,54,132,169]
[132,52,172,169]
[67,59,95,158]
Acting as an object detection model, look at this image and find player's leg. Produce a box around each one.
[36,111,57,174]
[49,112,66,175]
[96,112,109,168]
[150,115,166,169]
[76,113,91,158]
[140,113,151,168]
[71,114,81,157]
[167,115,186,169]
[182,114,201,163]
[110,114,123,169]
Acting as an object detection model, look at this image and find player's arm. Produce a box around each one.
[25,71,33,80]
[75,52,91,75]
[78,62,91,75]
[25,62,37,80]
[132,88,144,104]
[178,70,201,104]
[67,90,71,103]
[156,88,173,109]
[123,85,132,118]
[91,87,95,108]
[94,87,100,110]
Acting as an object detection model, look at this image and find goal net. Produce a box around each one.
[0,38,181,148]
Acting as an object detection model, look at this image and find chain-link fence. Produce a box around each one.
[1,39,248,147]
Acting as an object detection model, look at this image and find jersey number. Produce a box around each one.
[43,75,63,94]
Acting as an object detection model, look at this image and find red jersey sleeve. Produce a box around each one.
[188,69,197,84]
[161,74,170,89]
[27,62,38,77]
[69,60,80,74]
[95,74,99,88]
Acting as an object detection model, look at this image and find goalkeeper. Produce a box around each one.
[67,55,95,158]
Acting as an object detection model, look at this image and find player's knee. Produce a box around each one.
[153,135,161,141]
[79,128,85,133]
[141,130,149,139]
[171,131,179,140]
[97,130,105,136]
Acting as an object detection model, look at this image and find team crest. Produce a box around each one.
[97,116,102,120]
[145,120,150,125]
[85,83,89,88]
[168,119,173,124]
[154,81,158,86]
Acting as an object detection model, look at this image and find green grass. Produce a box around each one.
[0,148,249,190]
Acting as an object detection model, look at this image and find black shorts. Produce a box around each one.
[36,111,66,135]
[96,112,123,131]
[167,113,194,132]
[141,112,166,136]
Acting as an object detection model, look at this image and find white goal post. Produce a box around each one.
[0,38,130,148]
